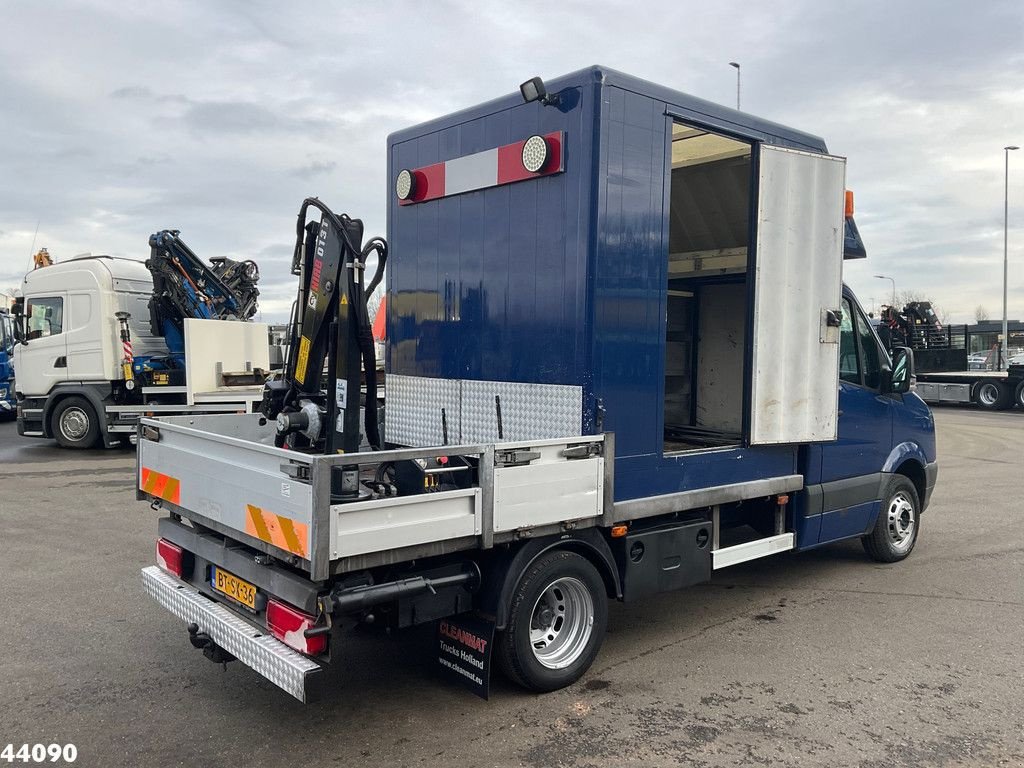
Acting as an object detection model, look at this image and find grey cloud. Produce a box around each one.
[182,100,284,134]
[110,85,154,99]
[256,243,293,258]
[290,160,337,178]
[250,243,295,268]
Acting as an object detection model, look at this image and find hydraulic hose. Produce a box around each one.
[359,237,387,450]
[289,198,387,451]
[363,237,388,297]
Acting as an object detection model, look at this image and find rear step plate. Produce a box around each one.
[141,566,321,702]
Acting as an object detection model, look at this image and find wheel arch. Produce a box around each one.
[892,459,925,508]
[881,441,930,512]
[480,528,621,632]
[43,383,109,438]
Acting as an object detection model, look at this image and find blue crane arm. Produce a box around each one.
[145,230,260,354]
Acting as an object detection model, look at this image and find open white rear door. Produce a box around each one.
[749,146,844,445]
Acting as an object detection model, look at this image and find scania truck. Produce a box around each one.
[13,242,268,448]
[138,67,937,702]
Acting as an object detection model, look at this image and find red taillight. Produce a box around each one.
[266,599,327,656]
[156,538,183,577]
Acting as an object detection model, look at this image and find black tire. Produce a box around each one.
[973,380,1012,410]
[50,396,100,449]
[862,475,920,563]
[496,550,608,692]
[1015,380,1024,409]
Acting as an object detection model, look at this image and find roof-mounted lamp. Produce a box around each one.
[519,76,560,107]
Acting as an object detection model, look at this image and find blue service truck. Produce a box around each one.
[0,309,15,417]
[138,67,937,702]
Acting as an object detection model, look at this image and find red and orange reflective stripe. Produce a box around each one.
[245,504,309,559]
[140,467,181,505]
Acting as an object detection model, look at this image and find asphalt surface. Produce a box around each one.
[1,407,1022,768]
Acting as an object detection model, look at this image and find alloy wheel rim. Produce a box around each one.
[529,576,594,669]
[60,407,89,441]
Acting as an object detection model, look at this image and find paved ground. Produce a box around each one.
[1,407,1022,768]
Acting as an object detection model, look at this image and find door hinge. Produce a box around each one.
[820,308,842,343]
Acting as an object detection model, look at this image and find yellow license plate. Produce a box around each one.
[212,567,257,610]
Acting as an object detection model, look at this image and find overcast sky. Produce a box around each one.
[1,0,1022,323]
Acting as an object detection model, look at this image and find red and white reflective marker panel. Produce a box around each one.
[396,131,564,205]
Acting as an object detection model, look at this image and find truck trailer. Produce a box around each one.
[138,67,937,702]
[914,367,1024,410]
[13,252,269,448]
[876,302,1024,410]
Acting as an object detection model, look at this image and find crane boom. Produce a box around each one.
[146,230,260,355]
[260,198,387,479]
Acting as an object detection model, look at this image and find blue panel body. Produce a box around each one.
[0,313,14,413]
[385,67,882,507]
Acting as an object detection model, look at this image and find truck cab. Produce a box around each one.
[803,285,937,552]
[14,256,168,446]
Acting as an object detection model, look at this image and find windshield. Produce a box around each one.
[0,314,11,352]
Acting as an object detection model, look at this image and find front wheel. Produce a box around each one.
[1015,380,1024,409]
[496,550,608,692]
[862,475,920,563]
[51,396,100,449]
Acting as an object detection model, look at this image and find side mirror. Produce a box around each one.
[888,346,914,394]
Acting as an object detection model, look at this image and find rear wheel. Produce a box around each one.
[51,397,100,449]
[862,475,920,563]
[497,550,607,692]
[1015,380,1024,409]
[973,380,1011,410]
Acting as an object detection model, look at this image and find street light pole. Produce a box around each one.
[1002,145,1018,370]
[729,62,740,110]
[874,274,896,307]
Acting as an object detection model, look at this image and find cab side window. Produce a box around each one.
[838,297,885,390]
[26,297,63,340]
[854,306,882,389]
[838,298,860,385]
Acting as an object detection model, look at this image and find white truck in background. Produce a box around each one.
[13,255,270,448]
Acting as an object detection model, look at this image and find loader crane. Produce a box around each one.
[259,198,387,499]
